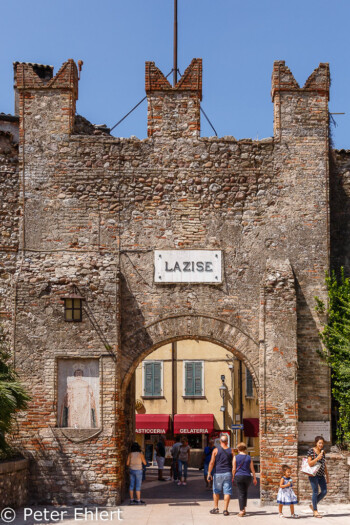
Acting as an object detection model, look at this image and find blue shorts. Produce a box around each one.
[204,463,210,477]
[129,469,143,492]
[213,472,232,496]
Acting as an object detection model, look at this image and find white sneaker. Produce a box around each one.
[279,514,285,518]
[291,515,299,519]
[183,481,187,486]
[177,481,182,486]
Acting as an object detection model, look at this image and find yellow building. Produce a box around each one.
[134,340,259,467]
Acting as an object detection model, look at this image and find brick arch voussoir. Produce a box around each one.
[121,313,259,399]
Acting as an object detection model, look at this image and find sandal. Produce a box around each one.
[209,508,219,514]
[238,512,245,517]
[223,510,229,516]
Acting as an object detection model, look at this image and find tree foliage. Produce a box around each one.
[0,326,30,453]
[316,268,350,444]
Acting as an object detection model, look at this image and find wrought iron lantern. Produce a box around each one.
[61,287,85,322]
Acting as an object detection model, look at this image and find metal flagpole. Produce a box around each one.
[173,0,178,86]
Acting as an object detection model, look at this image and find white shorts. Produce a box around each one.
[156,456,165,469]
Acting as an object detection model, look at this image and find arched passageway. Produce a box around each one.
[133,339,260,492]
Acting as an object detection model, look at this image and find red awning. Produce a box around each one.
[174,414,214,434]
[135,414,170,434]
[243,418,259,437]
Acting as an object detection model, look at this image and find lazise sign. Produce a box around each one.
[154,250,222,284]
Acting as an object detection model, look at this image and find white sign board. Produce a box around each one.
[298,421,331,442]
[154,250,222,284]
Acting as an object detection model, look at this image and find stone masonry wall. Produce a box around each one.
[0,459,29,509]
[0,58,334,504]
[298,453,350,503]
[0,128,19,340]
[330,149,350,275]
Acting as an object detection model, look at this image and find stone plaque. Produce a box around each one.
[154,250,222,283]
[298,421,331,442]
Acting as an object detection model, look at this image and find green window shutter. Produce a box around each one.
[194,362,203,395]
[185,362,194,396]
[144,363,153,396]
[246,368,253,397]
[153,362,162,396]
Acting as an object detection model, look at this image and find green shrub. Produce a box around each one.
[316,268,350,445]
[0,326,30,453]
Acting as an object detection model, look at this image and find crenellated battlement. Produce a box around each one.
[271,61,330,139]
[14,59,78,95]
[146,58,202,138]
[14,59,79,137]
[271,60,329,100]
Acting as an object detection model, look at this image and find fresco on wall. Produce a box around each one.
[58,359,100,428]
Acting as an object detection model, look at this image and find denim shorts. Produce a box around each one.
[213,472,232,496]
[129,469,143,491]
[156,456,165,469]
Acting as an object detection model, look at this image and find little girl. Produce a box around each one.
[277,464,299,518]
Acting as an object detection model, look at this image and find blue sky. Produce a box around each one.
[1,0,350,147]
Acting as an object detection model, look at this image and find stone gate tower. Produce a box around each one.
[0,57,334,505]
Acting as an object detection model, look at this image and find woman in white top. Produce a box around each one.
[126,442,147,505]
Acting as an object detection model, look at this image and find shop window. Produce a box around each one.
[184,361,203,397]
[143,361,162,397]
[187,434,202,449]
[246,368,253,397]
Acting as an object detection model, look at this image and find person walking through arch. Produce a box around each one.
[207,434,233,516]
[126,442,147,505]
[202,438,215,488]
[156,435,166,481]
[232,442,258,517]
[171,435,181,482]
[177,436,190,485]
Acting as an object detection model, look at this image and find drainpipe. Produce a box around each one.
[172,342,177,433]
[239,360,243,442]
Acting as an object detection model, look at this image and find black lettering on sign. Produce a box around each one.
[183,262,191,272]
[165,262,173,272]
[174,262,181,272]
[196,261,204,272]
[205,262,213,272]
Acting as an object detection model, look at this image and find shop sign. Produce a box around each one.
[154,250,222,284]
[178,428,209,434]
[135,428,167,434]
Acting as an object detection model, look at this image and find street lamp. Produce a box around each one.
[227,355,237,446]
[219,375,227,430]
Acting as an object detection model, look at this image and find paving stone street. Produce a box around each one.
[8,470,350,525]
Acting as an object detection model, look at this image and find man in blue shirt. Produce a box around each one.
[203,438,215,488]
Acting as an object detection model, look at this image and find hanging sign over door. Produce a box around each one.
[154,250,222,284]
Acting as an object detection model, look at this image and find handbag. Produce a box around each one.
[300,457,321,476]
